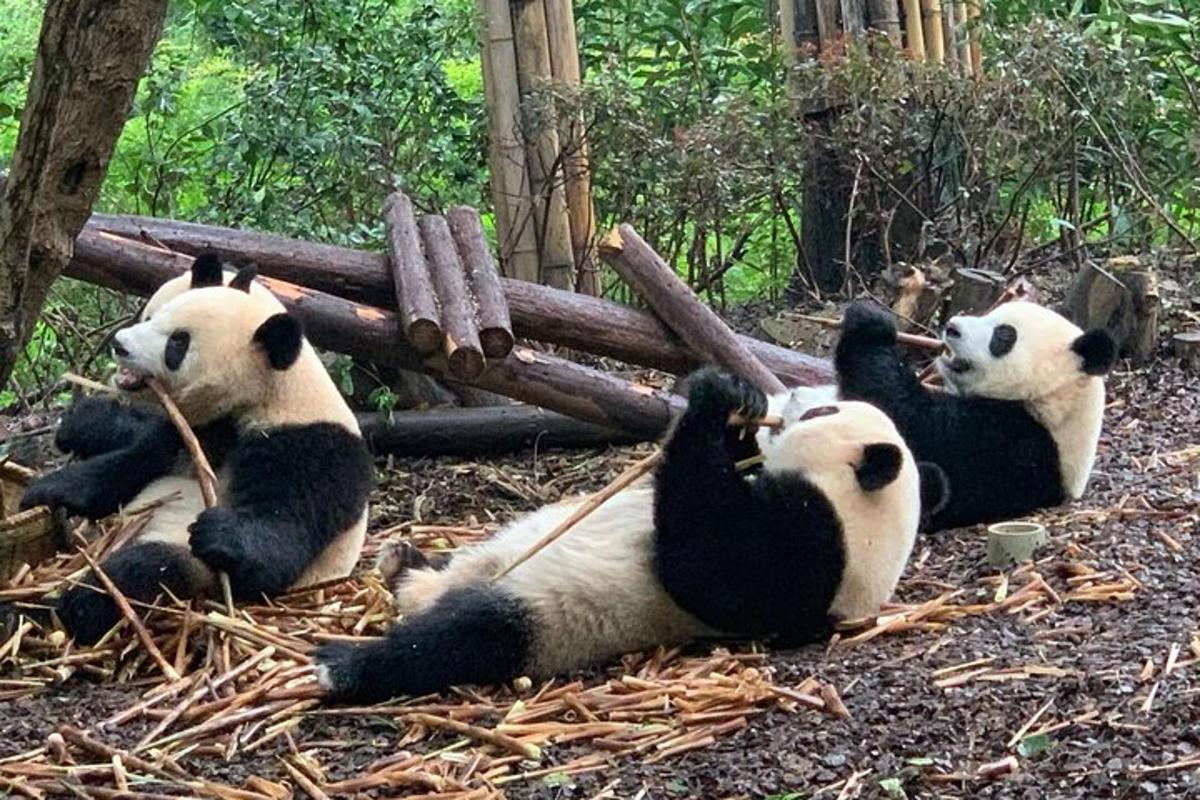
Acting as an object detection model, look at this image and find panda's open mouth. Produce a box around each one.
[113,366,149,392]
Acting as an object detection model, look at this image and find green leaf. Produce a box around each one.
[1127,12,1192,32]
[879,777,907,798]
[905,757,934,766]
[1018,733,1052,758]
[541,772,570,787]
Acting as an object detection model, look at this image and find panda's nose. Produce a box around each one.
[112,333,130,358]
[944,322,962,339]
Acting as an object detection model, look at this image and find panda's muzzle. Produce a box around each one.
[111,333,149,392]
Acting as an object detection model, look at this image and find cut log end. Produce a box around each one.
[408,319,443,356]
[598,226,625,255]
[446,345,486,382]
[480,327,516,360]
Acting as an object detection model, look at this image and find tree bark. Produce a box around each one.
[447,206,515,359]
[419,214,486,380]
[79,215,834,386]
[0,0,168,387]
[599,225,787,395]
[384,192,441,355]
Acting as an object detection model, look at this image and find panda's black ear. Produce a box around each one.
[191,251,223,288]
[1072,328,1117,376]
[917,462,950,523]
[229,265,258,293]
[253,313,303,370]
[856,443,903,492]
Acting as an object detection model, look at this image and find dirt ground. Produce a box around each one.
[2,269,1199,798]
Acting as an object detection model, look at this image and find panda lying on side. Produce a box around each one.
[22,255,373,644]
[833,300,1117,532]
[316,368,945,703]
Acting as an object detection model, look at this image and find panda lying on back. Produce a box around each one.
[22,254,373,644]
[832,300,1116,531]
[316,368,945,703]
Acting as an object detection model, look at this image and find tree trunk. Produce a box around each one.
[0,0,167,387]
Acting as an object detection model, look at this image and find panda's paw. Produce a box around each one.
[840,301,897,346]
[54,395,126,453]
[20,467,115,519]
[189,508,250,576]
[57,580,121,646]
[685,367,768,424]
[314,642,370,702]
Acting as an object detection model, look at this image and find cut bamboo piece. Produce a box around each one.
[599,225,787,395]
[419,215,487,380]
[447,206,515,359]
[542,0,598,296]
[478,0,540,283]
[510,0,575,290]
[902,0,925,60]
[383,192,441,355]
[921,0,944,63]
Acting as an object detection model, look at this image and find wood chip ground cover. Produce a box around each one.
[1,338,1198,798]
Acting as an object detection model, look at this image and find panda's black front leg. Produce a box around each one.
[189,423,373,599]
[21,420,183,519]
[835,301,928,408]
[653,368,767,573]
[53,397,166,459]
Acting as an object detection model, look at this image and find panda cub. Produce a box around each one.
[834,300,1116,531]
[21,255,373,644]
[316,368,941,703]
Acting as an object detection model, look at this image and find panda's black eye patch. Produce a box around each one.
[989,324,1018,358]
[165,330,190,371]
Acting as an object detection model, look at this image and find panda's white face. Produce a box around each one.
[112,286,299,424]
[936,301,1101,401]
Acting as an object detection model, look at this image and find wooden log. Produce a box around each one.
[1173,332,1200,371]
[902,0,925,60]
[945,267,1005,317]
[418,215,486,380]
[76,214,835,385]
[599,225,787,395]
[66,230,682,437]
[1064,257,1159,366]
[542,0,599,296]
[510,0,575,289]
[447,206,515,358]
[477,0,541,283]
[358,405,644,455]
[921,0,945,63]
[383,192,441,355]
[866,0,903,44]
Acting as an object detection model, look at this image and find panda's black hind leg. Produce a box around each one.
[316,585,533,703]
[58,541,207,645]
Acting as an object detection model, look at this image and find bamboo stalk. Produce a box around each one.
[902,0,925,60]
[952,1,971,76]
[967,0,982,77]
[478,0,540,283]
[406,712,541,760]
[921,0,945,63]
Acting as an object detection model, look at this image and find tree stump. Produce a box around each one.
[1174,332,1200,372]
[1064,256,1159,365]
[945,268,1005,317]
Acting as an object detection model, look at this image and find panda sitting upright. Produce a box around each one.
[833,299,1116,531]
[22,255,373,645]
[315,368,945,703]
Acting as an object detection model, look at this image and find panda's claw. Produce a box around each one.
[686,367,768,423]
[21,467,115,519]
[840,300,898,346]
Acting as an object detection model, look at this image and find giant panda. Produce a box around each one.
[315,368,944,703]
[832,299,1117,532]
[21,257,374,645]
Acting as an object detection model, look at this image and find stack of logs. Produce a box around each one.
[67,193,832,451]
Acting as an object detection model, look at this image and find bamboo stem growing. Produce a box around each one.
[921,0,945,63]
[902,0,925,60]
